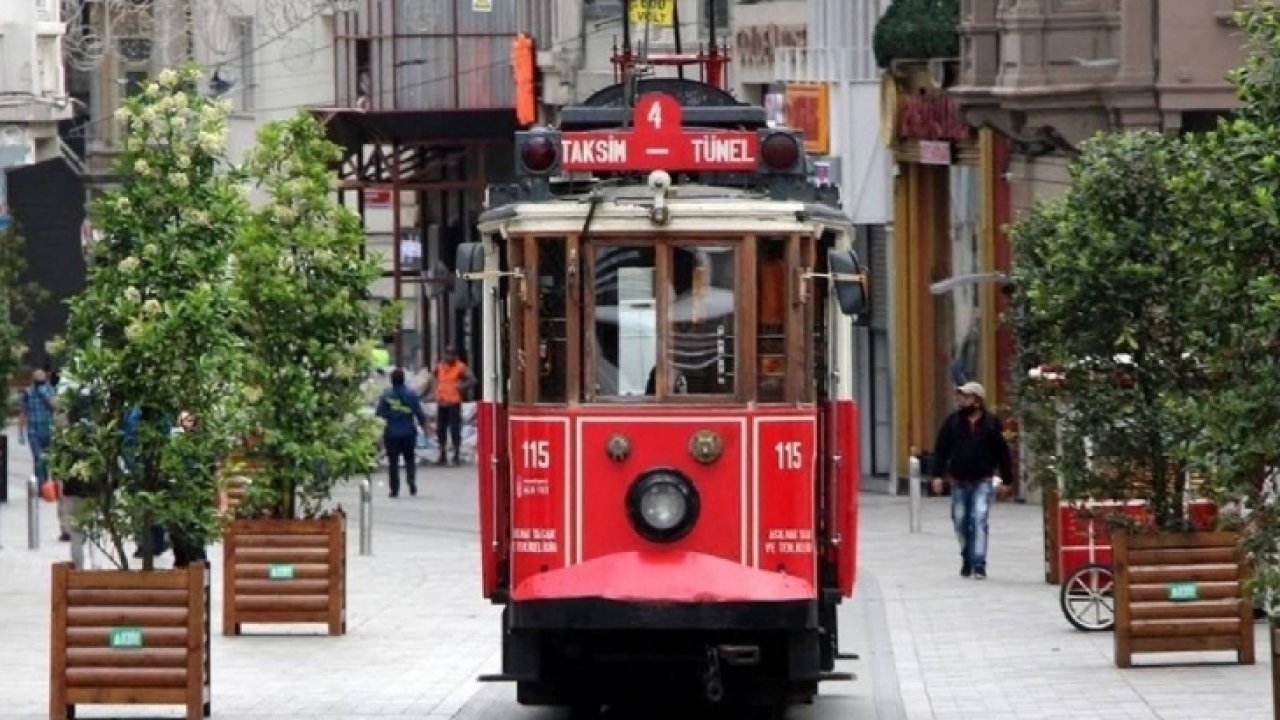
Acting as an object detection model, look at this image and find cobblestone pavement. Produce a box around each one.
[1,424,1273,719]
[859,492,1272,720]
[1,426,503,720]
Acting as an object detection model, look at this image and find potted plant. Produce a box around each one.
[44,65,249,720]
[220,111,388,637]
[1008,130,1253,667]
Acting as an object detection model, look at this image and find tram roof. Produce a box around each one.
[478,183,852,237]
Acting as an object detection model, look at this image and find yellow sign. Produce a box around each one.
[630,0,675,26]
[784,84,829,156]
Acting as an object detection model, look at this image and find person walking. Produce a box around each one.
[17,368,68,540]
[421,346,475,466]
[376,368,428,497]
[930,381,1014,580]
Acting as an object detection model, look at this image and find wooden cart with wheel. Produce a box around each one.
[1057,498,1218,632]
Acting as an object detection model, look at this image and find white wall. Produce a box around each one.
[0,0,72,166]
[193,1,337,168]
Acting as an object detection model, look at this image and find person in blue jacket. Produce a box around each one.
[376,368,428,498]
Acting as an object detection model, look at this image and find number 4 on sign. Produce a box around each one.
[647,101,663,130]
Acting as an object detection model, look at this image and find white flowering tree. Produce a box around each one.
[47,65,249,570]
[233,111,389,519]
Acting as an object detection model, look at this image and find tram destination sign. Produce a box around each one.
[560,93,759,173]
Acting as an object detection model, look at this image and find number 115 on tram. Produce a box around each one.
[455,90,872,711]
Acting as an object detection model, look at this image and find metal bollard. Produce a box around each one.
[27,475,40,549]
[908,455,922,533]
[1,434,8,503]
[359,476,372,556]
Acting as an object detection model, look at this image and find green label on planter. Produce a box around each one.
[109,627,143,649]
[268,563,295,580]
[1167,582,1199,602]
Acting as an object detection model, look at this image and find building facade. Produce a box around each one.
[192,1,338,166]
[935,0,1250,501]
[322,0,529,373]
[1,0,76,372]
[954,0,1247,212]
[0,0,72,172]
[772,0,895,490]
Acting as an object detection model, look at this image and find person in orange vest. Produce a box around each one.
[422,346,476,466]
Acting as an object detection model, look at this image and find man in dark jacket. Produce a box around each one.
[377,368,428,497]
[931,382,1014,579]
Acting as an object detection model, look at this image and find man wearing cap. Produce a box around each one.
[931,381,1014,579]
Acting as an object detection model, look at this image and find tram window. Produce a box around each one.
[757,237,787,402]
[592,246,658,398]
[667,245,736,395]
[537,239,568,403]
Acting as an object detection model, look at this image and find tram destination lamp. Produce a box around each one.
[513,130,562,201]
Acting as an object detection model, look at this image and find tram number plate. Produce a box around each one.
[1167,582,1198,602]
[268,564,296,580]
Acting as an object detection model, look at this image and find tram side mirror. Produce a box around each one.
[453,242,486,310]
[828,248,871,320]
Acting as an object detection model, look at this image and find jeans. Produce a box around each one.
[951,478,994,570]
[437,404,462,461]
[385,434,416,495]
[28,431,51,484]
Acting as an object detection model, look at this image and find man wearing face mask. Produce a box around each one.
[930,382,1014,579]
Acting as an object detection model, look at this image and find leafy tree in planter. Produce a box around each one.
[1170,4,1280,616]
[1008,131,1208,534]
[47,65,249,570]
[233,111,389,520]
[0,223,46,418]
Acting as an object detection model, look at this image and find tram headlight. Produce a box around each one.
[626,469,700,543]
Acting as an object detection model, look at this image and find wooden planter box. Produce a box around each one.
[50,562,210,720]
[1113,531,1255,668]
[222,512,346,636]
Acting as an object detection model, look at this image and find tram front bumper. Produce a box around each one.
[509,550,817,630]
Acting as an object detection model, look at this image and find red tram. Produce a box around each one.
[457,79,870,711]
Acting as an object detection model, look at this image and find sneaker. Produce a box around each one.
[409,483,418,496]
[58,532,71,542]
[960,564,972,578]
[974,567,987,580]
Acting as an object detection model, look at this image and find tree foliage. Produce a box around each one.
[1010,2,1280,613]
[872,0,959,69]
[232,111,389,519]
[46,65,249,570]
[0,223,46,418]
[1009,131,1205,533]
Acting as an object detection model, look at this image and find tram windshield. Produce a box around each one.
[504,233,825,405]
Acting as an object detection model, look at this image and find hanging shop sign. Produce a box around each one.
[784,83,829,156]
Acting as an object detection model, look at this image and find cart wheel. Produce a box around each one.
[1060,563,1115,632]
